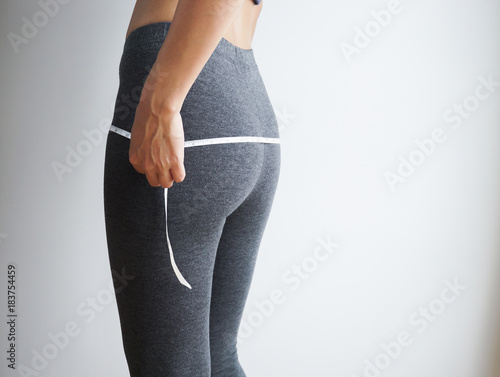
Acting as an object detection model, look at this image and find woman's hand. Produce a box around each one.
[128,92,186,188]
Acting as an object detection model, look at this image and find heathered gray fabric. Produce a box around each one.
[103,21,281,376]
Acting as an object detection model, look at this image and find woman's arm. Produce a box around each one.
[129,0,246,188]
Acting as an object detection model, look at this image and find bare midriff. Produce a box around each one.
[125,0,262,50]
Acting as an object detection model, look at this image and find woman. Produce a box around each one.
[103,0,281,375]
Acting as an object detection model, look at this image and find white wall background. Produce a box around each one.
[1,0,500,376]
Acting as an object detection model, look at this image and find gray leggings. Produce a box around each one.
[103,21,281,376]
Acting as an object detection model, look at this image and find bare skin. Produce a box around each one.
[126,0,262,49]
[124,0,263,188]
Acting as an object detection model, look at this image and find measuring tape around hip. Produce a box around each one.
[109,125,280,147]
[109,124,280,290]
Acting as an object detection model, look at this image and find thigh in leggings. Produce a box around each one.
[103,22,281,377]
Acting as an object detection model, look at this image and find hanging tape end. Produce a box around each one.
[182,280,192,290]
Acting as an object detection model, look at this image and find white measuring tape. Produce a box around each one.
[109,124,280,289]
[109,125,280,147]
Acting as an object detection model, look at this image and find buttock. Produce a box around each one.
[103,128,281,288]
[105,125,280,222]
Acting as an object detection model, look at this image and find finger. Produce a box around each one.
[157,169,175,188]
[145,169,161,187]
[167,146,185,182]
[170,161,186,183]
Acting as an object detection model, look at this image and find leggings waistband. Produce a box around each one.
[123,21,258,70]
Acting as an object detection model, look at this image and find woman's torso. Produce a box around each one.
[125,0,262,49]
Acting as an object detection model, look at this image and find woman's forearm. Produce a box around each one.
[141,0,246,115]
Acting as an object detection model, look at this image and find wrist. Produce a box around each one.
[141,67,184,115]
[139,91,182,118]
